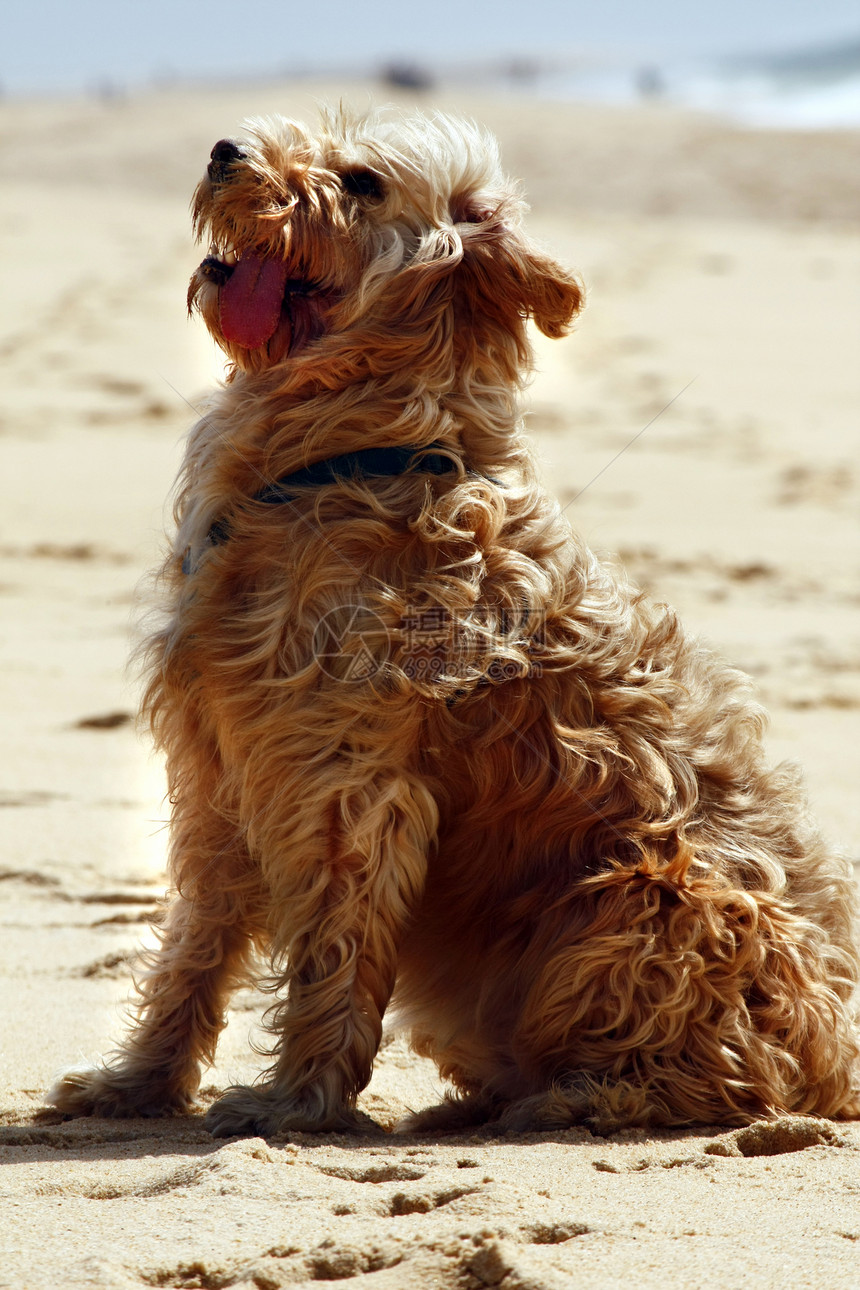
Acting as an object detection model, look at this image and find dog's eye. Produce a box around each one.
[452,197,493,224]
[341,169,385,200]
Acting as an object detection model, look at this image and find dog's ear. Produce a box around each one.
[455,203,583,342]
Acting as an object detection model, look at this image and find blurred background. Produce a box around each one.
[5,0,860,126]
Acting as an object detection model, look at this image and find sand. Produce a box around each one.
[1,80,859,1288]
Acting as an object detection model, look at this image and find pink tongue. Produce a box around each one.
[219,253,289,349]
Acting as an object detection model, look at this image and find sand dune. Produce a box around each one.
[1,81,859,1288]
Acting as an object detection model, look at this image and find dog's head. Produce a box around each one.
[188,107,583,383]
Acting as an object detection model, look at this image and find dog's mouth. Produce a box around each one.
[199,244,326,355]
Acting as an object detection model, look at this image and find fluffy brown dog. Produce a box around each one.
[50,108,859,1136]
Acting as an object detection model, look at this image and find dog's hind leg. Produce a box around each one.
[505,852,860,1130]
[48,792,265,1118]
[205,770,436,1137]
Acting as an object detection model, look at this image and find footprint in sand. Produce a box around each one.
[705,1115,847,1158]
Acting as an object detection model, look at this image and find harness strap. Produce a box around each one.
[209,442,458,547]
[254,442,458,507]
[183,442,461,571]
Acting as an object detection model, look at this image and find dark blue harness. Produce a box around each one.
[184,442,459,571]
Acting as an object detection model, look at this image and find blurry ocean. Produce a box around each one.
[478,38,860,129]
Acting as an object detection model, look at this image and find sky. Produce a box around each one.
[4,0,860,96]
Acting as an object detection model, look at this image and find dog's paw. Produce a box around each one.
[205,1084,379,1138]
[47,1066,195,1119]
[398,1091,497,1134]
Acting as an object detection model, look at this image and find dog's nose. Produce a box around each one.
[211,139,245,163]
[207,139,246,181]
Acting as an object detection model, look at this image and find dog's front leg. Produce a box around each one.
[49,795,264,1119]
[205,771,436,1137]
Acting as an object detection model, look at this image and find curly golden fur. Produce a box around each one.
[49,107,859,1136]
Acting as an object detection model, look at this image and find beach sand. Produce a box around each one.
[1,81,859,1288]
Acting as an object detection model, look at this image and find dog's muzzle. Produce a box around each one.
[207,138,246,184]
